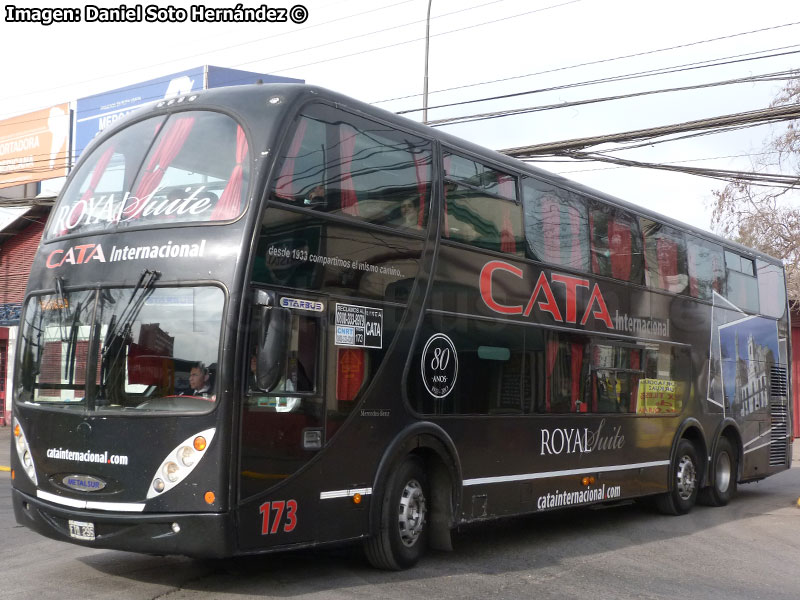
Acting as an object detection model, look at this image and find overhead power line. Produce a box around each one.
[397,46,800,116]
[372,20,800,104]
[425,69,799,127]
[500,103,800,157]
[539,152,800,188]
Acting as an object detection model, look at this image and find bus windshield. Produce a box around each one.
[17,285,224,413]
[46,110,250,240]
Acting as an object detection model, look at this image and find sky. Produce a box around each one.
[1,0,799,234]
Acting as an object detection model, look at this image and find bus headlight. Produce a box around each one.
[146,428,215,499]
[13,419,38,485]
[178,446,195,467]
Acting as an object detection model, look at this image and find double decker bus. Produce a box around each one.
[10,84,792,570]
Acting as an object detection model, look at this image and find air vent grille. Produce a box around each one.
[770,366,788,398]
[770,401,789,466]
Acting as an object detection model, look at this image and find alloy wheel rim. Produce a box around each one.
[398,478,426,547]
[676,454,697,500]
[715,451,731,493]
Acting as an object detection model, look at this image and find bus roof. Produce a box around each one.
[99,82,784,266]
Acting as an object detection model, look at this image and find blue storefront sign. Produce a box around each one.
[75,66,302,159]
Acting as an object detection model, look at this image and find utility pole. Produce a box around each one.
[423,0,432,124]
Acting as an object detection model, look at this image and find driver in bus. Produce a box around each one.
[189,362,213,397]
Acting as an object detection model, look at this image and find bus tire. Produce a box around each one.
[655,438,700,515]
[365,456,429,570]
[699,437,737,507]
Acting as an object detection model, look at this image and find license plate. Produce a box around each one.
[68,520,95,541]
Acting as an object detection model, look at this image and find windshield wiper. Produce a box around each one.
[96,269,160,406]
[64,300,82,385]
[102,269,161,354]
[54,276,70,342]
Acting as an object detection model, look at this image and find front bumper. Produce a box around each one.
[13,488,235,558]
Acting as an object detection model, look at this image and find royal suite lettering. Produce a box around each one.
[52,188,213,233]
[540,419,625,456]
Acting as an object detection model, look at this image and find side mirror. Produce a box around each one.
[254,290,290,392]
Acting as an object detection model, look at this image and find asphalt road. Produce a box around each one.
[2,424,800,600]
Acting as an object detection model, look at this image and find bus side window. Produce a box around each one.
[636,344,689,414]
[589,202,644,285]
[756,259,786,319]
[442,153,523,255]
[686,235,725,300]
[520,329,591,414]
[248,311,319,398]
[521,177,590,271]
[589,343,643,414]
[641,218,689,295]
[724,250,759,313]
[408,315,525,415]
[270,106,433,231]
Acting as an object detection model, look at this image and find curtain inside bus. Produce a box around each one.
[270,105,432,231]
[47,111,251,240]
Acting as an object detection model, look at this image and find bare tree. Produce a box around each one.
[711,75,800,305]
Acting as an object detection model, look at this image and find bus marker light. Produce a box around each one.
[353,493,362,505]
[205,491,215,504]
[581,476,596,486]
[11,470,15,481]
[153,478,165,493]
[171,523,181,534]
[14,424,20,437]
[194,436,207,451]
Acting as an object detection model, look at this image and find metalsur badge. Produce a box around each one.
[421,333,458,399]
[62,474,107,492]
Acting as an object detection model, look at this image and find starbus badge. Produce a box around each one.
[62,474,107,492]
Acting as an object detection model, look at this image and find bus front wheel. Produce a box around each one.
[656,438,700,515]
[699,437,738,507]
[365,456,429,570]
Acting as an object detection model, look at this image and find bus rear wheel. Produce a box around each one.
[365,456,429,570]
[656,438,699,515]
[699,437,737,507]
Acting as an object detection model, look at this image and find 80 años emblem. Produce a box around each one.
[421,333,458,399]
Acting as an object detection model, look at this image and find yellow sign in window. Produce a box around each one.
[636,379,682,414]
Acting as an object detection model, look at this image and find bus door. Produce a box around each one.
[238,288,325,547]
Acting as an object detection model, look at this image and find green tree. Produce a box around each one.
[711,77,800,304]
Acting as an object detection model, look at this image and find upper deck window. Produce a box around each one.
[522,177,590,271]
[443,153,522,255]
[724,250,759,312]
[641,219,688,295]
[589,202,643,284]
[46,111,250,240]
[271,104,432,231]
[686,236,724,301]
